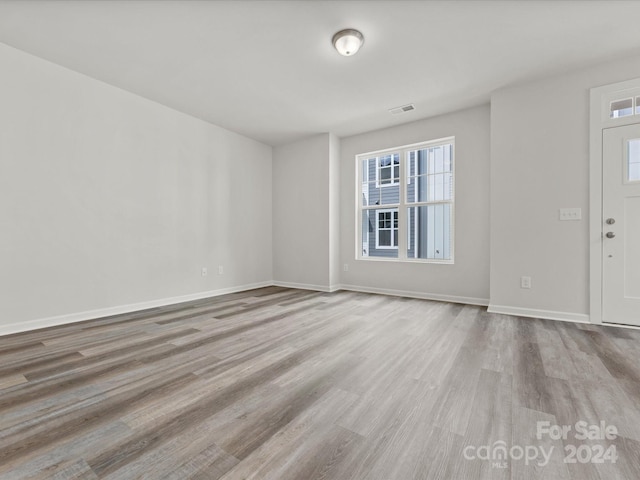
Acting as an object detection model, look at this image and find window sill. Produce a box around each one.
[357,257,454,265]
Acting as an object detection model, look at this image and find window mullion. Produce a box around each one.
[397,149,408,260]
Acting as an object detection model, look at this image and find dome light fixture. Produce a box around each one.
[332,28,364,57]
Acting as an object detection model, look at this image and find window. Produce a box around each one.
[608,96,640,119]
[610,98,634,118]
[376,209,398,249]
[603,88,640,123]
[357,138,454,262]
[375,153,400,187]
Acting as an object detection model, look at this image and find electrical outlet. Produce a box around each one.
[521,276,531,289]
[343,263,349,272]
[201,267,208,277]
[218,265,224,275]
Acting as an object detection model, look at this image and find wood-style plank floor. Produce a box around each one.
[1,287,640,479]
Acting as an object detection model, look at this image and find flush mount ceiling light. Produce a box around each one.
[332,28,364,56]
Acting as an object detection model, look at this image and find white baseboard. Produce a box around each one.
[601,321,640,330]
[0,281,273,337]
[338,284,489,306]
[487,304,590,324]
[5,282,598,337]
[272,280,340,293]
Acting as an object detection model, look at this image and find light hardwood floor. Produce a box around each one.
[1,287,640,479]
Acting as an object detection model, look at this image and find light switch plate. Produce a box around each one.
[559,208,582,221]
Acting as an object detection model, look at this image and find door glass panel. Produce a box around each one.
[629,139,640,182]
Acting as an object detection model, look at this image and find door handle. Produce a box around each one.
[606,232,616,239]
[606,218,616,225]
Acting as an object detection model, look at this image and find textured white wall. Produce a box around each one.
[490,53,640,317]
[0,43,272,330]
[339,105,491,303]
[272,133,332,289]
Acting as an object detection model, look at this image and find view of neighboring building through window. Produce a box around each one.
[376,154,400,186]
[359,138,454,262]
[376,209,398,249]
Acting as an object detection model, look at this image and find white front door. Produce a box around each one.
[603,123,640,326]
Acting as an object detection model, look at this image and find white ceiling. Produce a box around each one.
[1,0,640,146]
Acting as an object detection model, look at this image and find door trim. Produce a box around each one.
[590,77,640,324]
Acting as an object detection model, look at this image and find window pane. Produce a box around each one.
[444,144,452,172]
[407,148,429,203]
[406,144,453,203]
[434,146,444,173]
[408,151,416,176]
[362,158,374,182]
[378,153,400,186]
[364,182,398,206]
[417,149,428,174]
[427,172,454,201]
[407,205,452,260]
[383,212,391,228]
[362,181,380,206]
[361,210,371,257]
[407,175,428,203]
[629,138,640,182]
[611,98,633,118]
[379,184,399,205]
[433,173,445,201]
[361,208,398,258]
[380,166,392,183]
[637,97,640,115]
[379,230,391,246]
[444,172,453,200]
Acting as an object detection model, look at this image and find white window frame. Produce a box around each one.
[374,154,400,188]
[375,208,398,249]
[356,137,455,264]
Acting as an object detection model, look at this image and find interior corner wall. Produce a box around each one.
[339,105,491,304]
[272,133,333,290]
[328,133,341,289]
[0,43,273,334]
[489,53,640,319]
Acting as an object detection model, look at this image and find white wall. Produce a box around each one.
[339,105,491,304]
[329,133,341,288]
[7,39,640,335]
[490,53,640,320]
[0,43,272,334]
[272,133,336,290]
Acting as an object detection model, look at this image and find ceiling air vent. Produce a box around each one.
[389,104,415,115]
